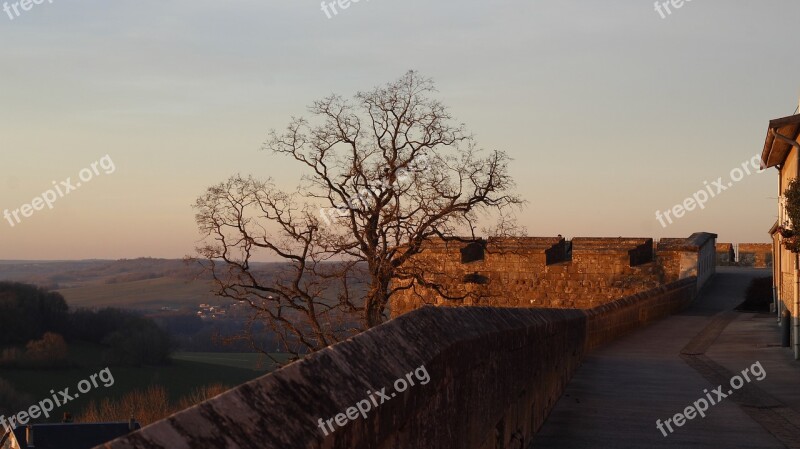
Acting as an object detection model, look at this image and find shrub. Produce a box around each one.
[784,178,800,253]
[0,347,22,367]
[78,383,229,426]
[175,384,229,411]
[25,332,69,367]
[78,385,170,426]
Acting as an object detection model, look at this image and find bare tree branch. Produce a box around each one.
[194,71,524,361]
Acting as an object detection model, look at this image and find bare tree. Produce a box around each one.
[194,71,522,361]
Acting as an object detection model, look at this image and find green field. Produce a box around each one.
[56,277,223,311]
[0,344,266,421]
[172,352,293,371]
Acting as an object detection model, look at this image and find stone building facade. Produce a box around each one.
[761,110,800,358]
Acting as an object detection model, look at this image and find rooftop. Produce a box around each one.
[3,422,139,449]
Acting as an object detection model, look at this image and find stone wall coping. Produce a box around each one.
[417,237,564,253]
[657,232,717,252]
[738,243,772,251]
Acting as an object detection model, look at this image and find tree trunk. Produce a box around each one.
[365,277,391,328]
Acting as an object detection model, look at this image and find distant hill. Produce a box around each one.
[0,259,285,311]
[0,259,208,288]
[57,277,225,311]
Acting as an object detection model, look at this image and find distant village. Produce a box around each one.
[195,302,247,320]
[154,301,250,320]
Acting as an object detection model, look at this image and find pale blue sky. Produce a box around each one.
[0,0,797,259]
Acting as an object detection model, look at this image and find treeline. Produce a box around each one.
[153,313,279,353]
[0,282,171,366]
[0,282,68,344]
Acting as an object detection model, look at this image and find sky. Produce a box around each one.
[0,0,797,260]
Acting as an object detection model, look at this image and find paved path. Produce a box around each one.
[534,267,800,449]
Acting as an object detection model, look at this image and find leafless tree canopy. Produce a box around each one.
[194,71,523,361]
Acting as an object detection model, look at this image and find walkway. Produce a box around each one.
[534,267,800,448]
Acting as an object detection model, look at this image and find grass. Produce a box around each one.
[0,343,265,422]
[171,352,293,371]
[56,277,223,311]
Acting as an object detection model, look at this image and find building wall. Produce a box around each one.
[782,271,795,317]
[775,146,799,317]
[780,146,798,199]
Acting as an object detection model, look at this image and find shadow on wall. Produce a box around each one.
[100,277,699,449]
